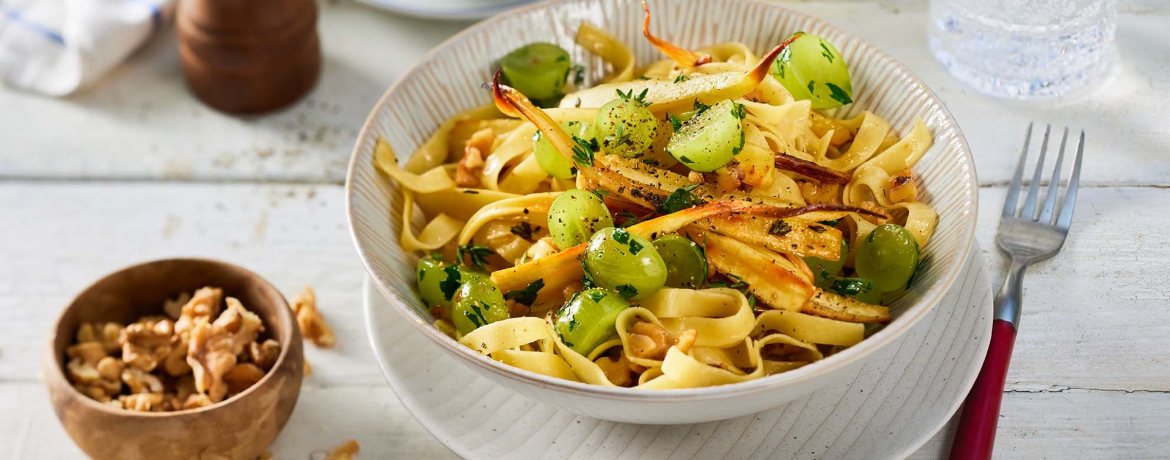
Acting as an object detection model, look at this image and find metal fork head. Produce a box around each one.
[997,123,1085,264]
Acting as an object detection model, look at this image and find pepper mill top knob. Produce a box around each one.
[177,0,321,114]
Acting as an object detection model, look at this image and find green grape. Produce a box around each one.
[451,273,510,336]
[499,43,572,104]
[825,277,883,305]
[534,121,594,179]
[666,99,745,172]
[652,235,707,289]
[584,227,667,300]
[553,288,630,355]
[770,33,853,109]
[854,224,920,292]
[547,189,614,250]
[416,254,459,308]
[595,96,658,158]
[804,237,848,284]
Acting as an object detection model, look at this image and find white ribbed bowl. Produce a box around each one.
[346,0,978,424]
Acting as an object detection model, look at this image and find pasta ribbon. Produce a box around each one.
[400,189,464,252]
[374,138,457,194]
[577,22,636,83]
[457,192,560,245]
[640,288,757,348]
[754,310,864,346]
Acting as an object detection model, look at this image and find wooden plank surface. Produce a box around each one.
[0,2,1167,186]
[2,181,1167,458]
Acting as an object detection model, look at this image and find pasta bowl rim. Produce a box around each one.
[346,0,978,401]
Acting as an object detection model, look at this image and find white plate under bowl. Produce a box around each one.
[348,0,979,424]
[354,0,538,21]
[364,242,991,459]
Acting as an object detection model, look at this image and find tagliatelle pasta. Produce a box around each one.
[376,7,939,389]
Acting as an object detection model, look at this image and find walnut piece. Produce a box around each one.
[223,363,265,395]
[325,440,361,460]
[186,319,236,403]
[76,322,124,354]
[121,367,164,394]
[249,339,281,371]
[455,128,494,187]
[163,292,192,320]
[175,287,223,334]
[121,317,176,372]
[626,322,697,361]
[96,356,123,381]
[290,287,335,348]
[162,334,191,376]
[119,393,164,412]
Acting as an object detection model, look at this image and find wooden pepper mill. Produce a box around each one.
[177,0,321,114]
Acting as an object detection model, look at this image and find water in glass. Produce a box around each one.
[929,0,1117,99]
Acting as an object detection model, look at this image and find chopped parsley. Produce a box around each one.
[807,80,816,95]
[819,219,840,227]
[592,189,610,199]
[657,183,702,214]
[439,265,461,301]
[503,279,544,306]
[586,291,606,303]
[768,219,793,237]
[668,113,683,131]
[828,278,870,297]
[679,155,695,164]
[616,88,651,106]
[906,257,927,289]
[809,225,827,233]
[612,228,631,245]
[628,238,644,255]
[826,82,852,106]
[615,284,639,299]
[673,74,689,84]
[510,222,535,240]
[731,102,747,120]
[570,134,595,167]
[692,100,711,114]
[465,301,491,328]
[570,64,586,85]
[820,41,835,63]
[457,245,493,270]
[579,256,597,289]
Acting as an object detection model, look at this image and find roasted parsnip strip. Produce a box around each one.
[688,229,815,312]
[642,1,710,68]
[803,289,891,323]
[558,35,797,112]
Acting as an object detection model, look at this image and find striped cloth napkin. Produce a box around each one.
[0,0,174,96]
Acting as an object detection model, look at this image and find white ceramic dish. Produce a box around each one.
[365,241,991,458]
[354,0,538,21]
[347,0,979,424]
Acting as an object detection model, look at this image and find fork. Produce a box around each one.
[949,124,1085,460]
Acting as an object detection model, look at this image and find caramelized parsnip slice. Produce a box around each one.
[642,1,710,68]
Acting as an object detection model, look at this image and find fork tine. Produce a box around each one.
[1056,130,1085,229]
[1019,124,1051,219]
[1002,122,1033,218]
[1038,127,1070,223]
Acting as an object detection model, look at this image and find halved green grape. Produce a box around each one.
[534,121,594,179]
[499,43,572,104]
[825,277,883,305]
[595,96,658,158]
[548,189,614,250]
[553,288,631,355]
[666,99,746,172]
[804,237,848,284]
[451,273,510,336]
[854,224,920,292]
[770,33,853,109]
[584,227,667,300]
[652,235,708,289]
[416,254,460,308]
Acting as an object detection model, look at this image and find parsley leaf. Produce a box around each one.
[457,245,493,270]
[510,222,535,240]
[828,278,869,297]
[692,100,711,114]
[439,265,461,301]
[826,82,852,106]
[615,284,639,298]
[580,256,597,289]
[731,102,747,120]
[570,134,595,167]
[592,189,610,199]
[820,41,835,63]
[657,183,702,214]
[818,219,840,227]
[628,238,644,255]
[807,80,816,95]
[808,225,827,233]
[612,228,631,245]
[586,291,606,303]
[503,279,544,307]
[673,74,689,84]
[668,113,683,131]
[570,64,586,85]
[768,219,792,237]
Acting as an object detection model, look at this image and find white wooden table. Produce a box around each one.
[2,0,1168,458]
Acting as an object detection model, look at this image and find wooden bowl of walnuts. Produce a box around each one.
[43,258,304,460]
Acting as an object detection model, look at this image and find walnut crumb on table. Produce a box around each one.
[325,440,361,460]
[290,286,336,347]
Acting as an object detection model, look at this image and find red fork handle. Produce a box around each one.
[950,319,1018,460]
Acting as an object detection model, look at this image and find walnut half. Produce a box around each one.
[290,287,335,348]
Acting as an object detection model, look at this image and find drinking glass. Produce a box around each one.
[929,0,1117,99]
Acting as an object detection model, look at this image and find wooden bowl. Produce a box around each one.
[44,259,304,460]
